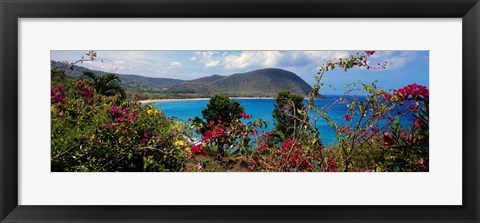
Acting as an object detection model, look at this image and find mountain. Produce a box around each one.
[51,60,185,92]
[51,61,313,97]
[166,68,313,97]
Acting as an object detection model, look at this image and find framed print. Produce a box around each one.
[1,0,479,222]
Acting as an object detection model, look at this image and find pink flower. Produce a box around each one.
[121,108,131,115]
[240,112,252,119]
[196,163,202,170]
[128,112,138,123]
[75,80,94,104]
[395,83,429,101]
[365,50,376,55]
[281,139,298,152]
[109,106,120,115]
[51,86,66,105]
[325,157,338,172]
[115,117,126,122]
[382,132,396,146]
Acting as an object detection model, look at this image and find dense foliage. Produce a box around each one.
[51,79,190,171]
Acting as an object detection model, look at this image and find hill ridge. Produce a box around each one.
[167,68,313,97]
[51,61,313,97]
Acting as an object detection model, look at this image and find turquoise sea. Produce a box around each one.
[150,96,413,145]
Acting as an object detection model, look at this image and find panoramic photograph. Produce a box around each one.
[51,50,429,172]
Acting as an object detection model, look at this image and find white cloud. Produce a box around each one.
[170,61,182,68]
[195,51,222,68]
[205,60,220,68]
[367,51,417,71]
[194,50,355,70]
[223,51,282,69]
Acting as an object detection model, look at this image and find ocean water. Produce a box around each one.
[151,96,414,146]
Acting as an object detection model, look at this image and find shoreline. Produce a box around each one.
[139,97,275,104]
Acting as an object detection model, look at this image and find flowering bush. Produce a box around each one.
[307,51,429,172]
[245,51,428,172]
[51,81,190,171]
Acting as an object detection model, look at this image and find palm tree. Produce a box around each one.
[81,71,126,100]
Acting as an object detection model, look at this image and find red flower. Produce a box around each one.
[365,50,376,55]
[191,143,206,155]
[414,120,423,129]
[261,133,272,139]
[281,139,298,152]
[339,126,349,133]
[407,103,419,112]
[257,143,268,151]
[325,157,338,172]
[384,93,392,101]
[343,114,353,121]
[285,149,310,169]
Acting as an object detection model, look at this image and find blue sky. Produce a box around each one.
[51,50,429,95]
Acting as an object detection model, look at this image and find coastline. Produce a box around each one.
[139,97,275,104]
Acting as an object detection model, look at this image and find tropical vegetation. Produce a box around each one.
[51,51,428,172]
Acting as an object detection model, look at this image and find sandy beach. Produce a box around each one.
[139,97,275,104]
[139,98,210,103]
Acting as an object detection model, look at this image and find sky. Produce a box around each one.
[51,50,429,95]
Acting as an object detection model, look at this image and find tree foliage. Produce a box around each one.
[197,94,245,126]
[81,70,127,101]
[272,90,308,139]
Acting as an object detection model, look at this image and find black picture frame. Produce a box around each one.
[1,0,479,222]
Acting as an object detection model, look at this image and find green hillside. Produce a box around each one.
[167,68,313,97]
[51,61,185,92]
[51,61,313,98]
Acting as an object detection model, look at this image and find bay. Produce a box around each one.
[150,96,414,146]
